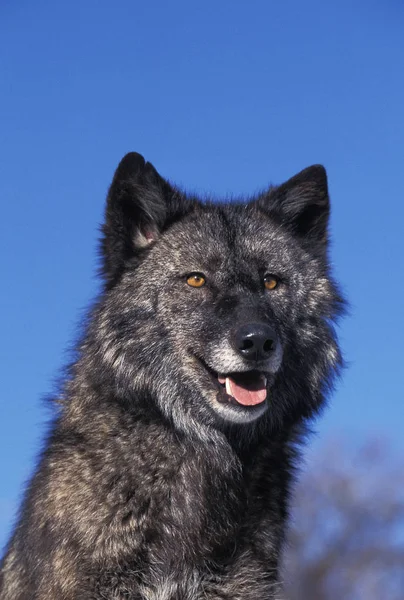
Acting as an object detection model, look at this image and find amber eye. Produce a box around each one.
[264,274,278,290]
[186,273,206,288]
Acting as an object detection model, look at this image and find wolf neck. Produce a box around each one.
[47,374,293,579]
[60,384,245,554]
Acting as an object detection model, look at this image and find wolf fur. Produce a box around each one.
[0,153,344,599]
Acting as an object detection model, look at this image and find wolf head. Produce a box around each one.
[83,153,343,434]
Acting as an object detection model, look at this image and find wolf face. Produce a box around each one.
[85,153,342,430]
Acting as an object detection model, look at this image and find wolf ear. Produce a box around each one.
[101,152,189,285]
[258,165,330,244]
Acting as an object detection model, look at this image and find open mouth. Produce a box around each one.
[217,371,268,407]
[195,357,268,409]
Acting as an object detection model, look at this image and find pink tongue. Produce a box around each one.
[224,375,267,406]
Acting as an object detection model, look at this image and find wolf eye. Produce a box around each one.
[264,274,279,290]
[186,273,206,288]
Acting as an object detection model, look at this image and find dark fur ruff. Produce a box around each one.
[0,154,344,599]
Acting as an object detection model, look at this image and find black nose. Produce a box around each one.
[232,323,277,362]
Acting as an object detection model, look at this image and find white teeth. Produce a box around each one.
[225,377,232,396]
[263,376,267,387]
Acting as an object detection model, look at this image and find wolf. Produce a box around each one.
[0,153,343,599]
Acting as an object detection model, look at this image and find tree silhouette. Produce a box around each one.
[283,439,404,599]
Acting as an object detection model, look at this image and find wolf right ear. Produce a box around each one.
[101,152,190,286]
[257,165,330,247]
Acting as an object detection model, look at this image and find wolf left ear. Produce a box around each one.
[101,152,191,285]
[257,165,330,244]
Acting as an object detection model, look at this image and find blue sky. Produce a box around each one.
[1,0,403,550]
